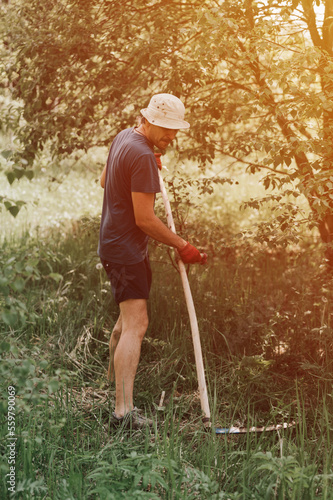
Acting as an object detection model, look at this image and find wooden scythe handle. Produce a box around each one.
[158,170,211,426]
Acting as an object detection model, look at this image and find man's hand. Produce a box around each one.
[154,153,162,170]
[178,242,207,265]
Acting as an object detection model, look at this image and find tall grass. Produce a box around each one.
[1,212,333,498]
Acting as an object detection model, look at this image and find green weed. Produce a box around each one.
[1,212,333,498]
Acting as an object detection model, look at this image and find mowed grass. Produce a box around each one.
[1,158,332,498]
[1,206,333,498]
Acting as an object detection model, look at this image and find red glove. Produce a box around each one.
[154,153,162,170]
[178,242,207,265]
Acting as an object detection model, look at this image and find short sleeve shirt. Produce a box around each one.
[98,127,161,264]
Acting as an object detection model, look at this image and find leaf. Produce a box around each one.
[0,341,11,353]
[7,205,20,217]
[10,278,25,293]
[1,309,19,327]
[5,171,16,185]
[48,273,63,283]
[48,379,59,394]
[0,275,9,290]
[24,170,34,180]
[1,150,13,159]
[142,471,151,489]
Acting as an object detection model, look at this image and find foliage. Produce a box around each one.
[249,450,318,498]
[0,155,104,239]
[0,340,66,499]
[0,236,64,327]
[1,220,333,499]
[2,0,333,249]
[85,447,225,499]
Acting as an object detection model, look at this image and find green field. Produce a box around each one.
[3,0,333,496]
[1,164,333,499]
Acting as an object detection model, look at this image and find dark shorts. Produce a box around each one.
[101,256,152,305]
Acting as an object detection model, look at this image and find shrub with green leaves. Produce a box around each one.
[0,238,63,327]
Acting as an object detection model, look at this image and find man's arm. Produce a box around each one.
[100,164,107,188]
[132,192,187,250]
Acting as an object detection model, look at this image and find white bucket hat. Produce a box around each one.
[140,93,190,129]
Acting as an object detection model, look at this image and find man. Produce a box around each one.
[98,93,207,429]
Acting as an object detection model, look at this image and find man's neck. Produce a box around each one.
[134,125,147,137]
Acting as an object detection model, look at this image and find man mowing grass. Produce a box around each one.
[98,93,207,430]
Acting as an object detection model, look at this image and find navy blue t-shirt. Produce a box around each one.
[98,127,161,264]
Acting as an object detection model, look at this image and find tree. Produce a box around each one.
[2,0,333,259]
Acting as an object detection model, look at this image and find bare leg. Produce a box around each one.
[107,313,122,383]
[113,299,148,417]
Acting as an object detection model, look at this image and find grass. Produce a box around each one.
[1,157,333,498]
[1,211,333,499]
[0,148,105,242]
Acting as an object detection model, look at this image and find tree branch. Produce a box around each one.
[215,148,290,176]
[301,0,326,52]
